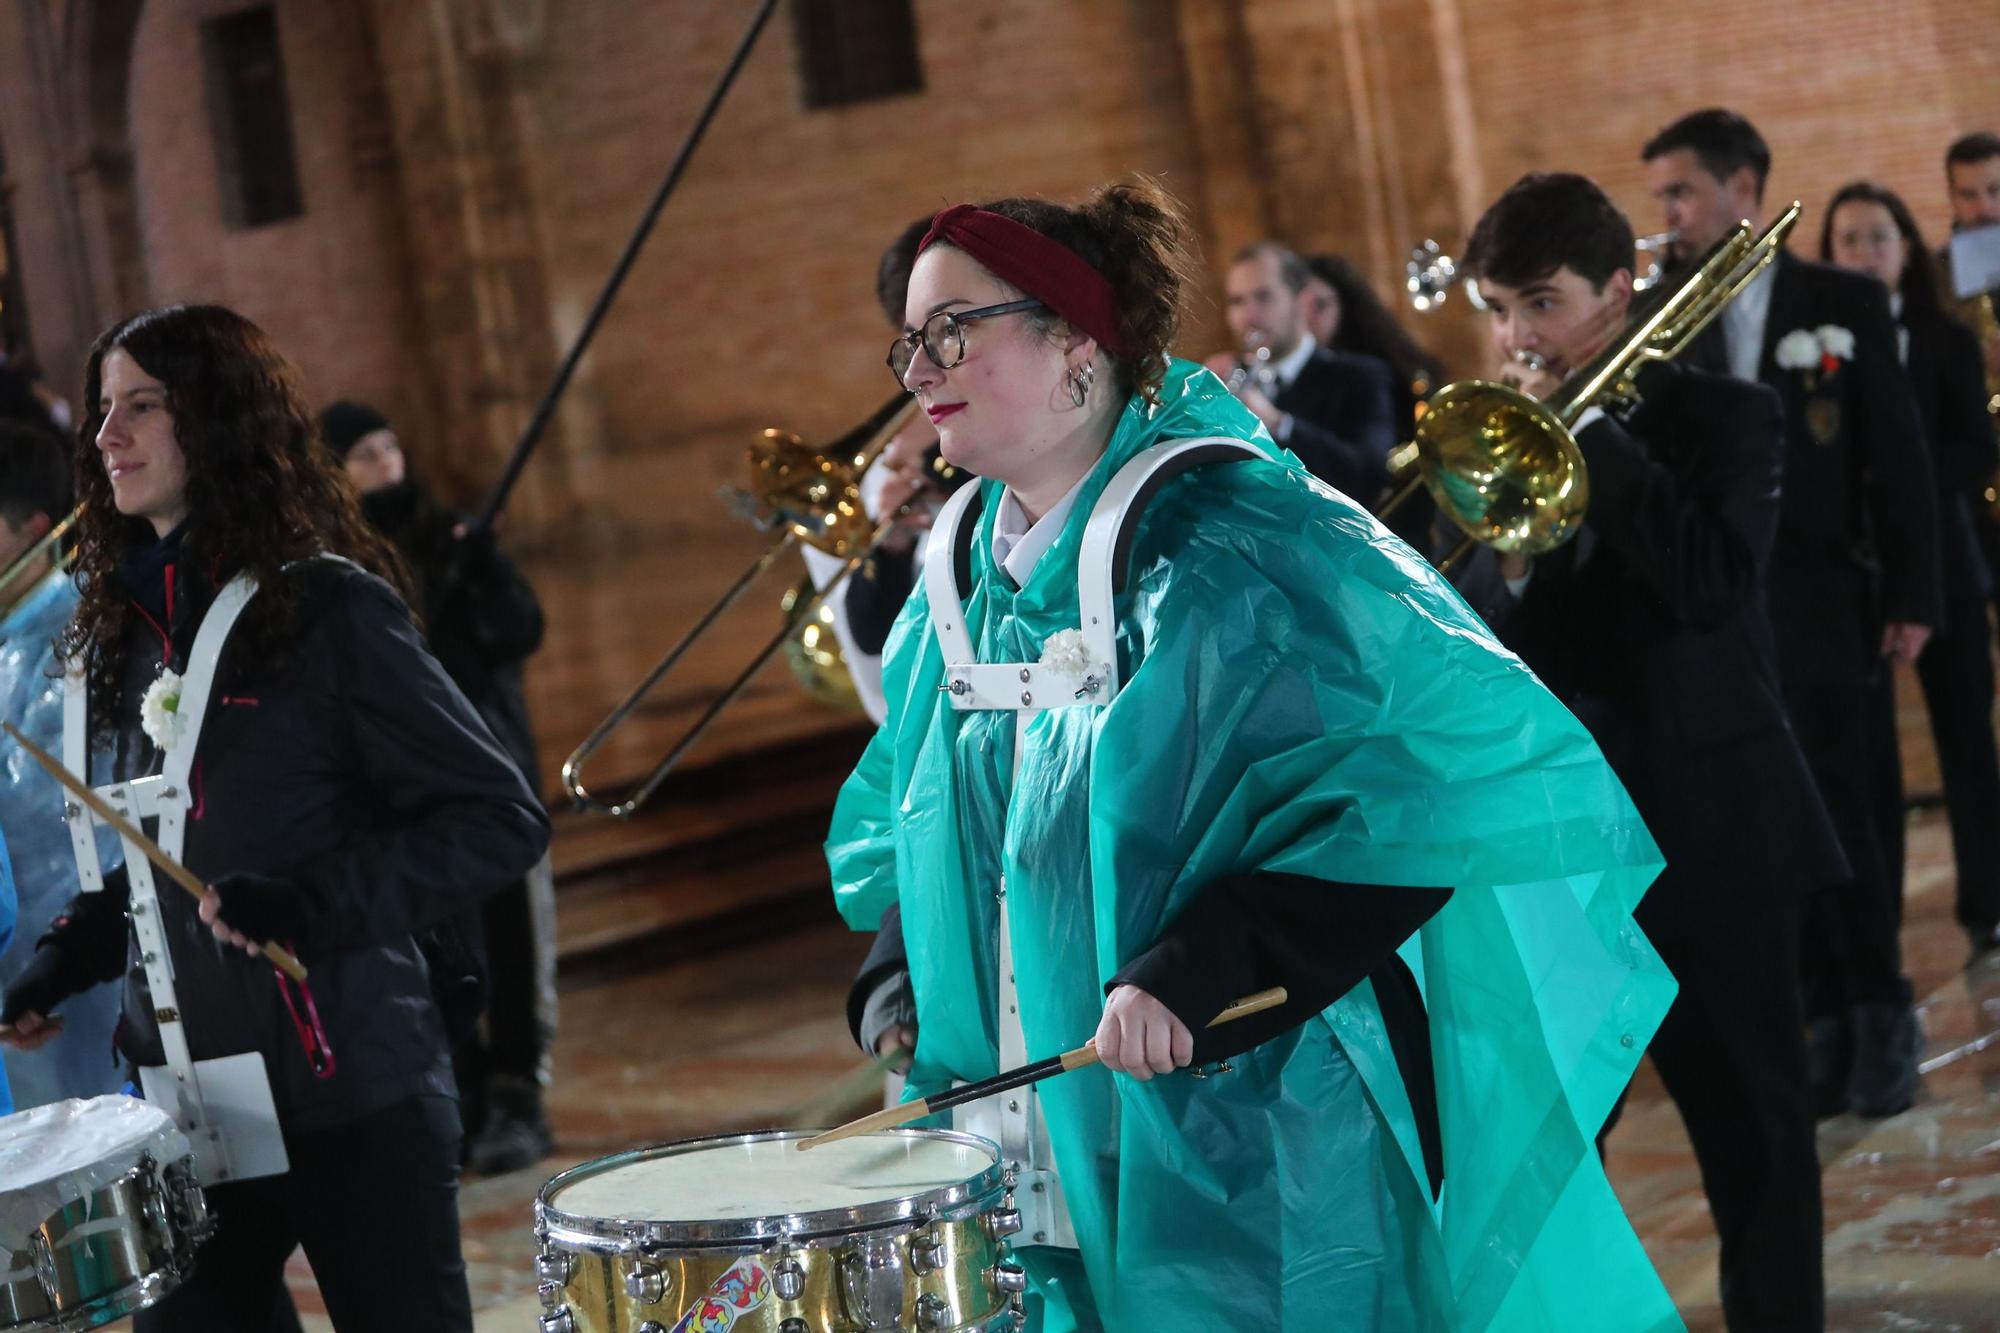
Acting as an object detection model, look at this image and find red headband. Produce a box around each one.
[917,204,1132,357]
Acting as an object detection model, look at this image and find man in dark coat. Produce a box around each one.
[1457,171,1845,1333]
[1645,109,1943,1117]
[1209,241,1399,502]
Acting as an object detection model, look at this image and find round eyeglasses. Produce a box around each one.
[888,300,1046,385]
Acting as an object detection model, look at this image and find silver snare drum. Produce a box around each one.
[533,1128,1027,1333]
[0,1097,212,1330]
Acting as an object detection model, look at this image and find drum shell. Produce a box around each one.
[535,1129,1020,1333]
[0,1154,207,1331]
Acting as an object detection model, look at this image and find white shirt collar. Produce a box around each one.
[1722,263,1776,382]
[992,472,1090,586]
[1272,333,1318,390]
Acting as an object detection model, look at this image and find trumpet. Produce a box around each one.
[559,395,921,817]
[1381,203,1802,569]
[1224,341,1277,396]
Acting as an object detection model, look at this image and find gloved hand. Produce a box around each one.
[200,872,326,956]
[1,946,82,1048]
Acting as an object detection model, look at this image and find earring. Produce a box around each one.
[1066,359,1096,408]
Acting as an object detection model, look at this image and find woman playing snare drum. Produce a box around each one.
[0,305,548,1331]
[828,183,1679,1329]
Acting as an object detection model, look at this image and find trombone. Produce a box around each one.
[560,395,921,818]
[1381,203,1801,569]
[0,508,78,620]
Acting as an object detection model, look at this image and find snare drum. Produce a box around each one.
[534,1128,1027,1333]
[0,1097,211,1330]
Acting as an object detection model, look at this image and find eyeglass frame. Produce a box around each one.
[887,299,1047,385]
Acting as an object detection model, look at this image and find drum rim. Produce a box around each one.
[534,1127,1006,1251]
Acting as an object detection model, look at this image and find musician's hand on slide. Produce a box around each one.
[1881,621,1932,666]
[1094,984,1193,1081]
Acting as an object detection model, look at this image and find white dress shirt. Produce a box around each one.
[1722,263,1777,382]
[991,474,1089,585]
[1268,334,1318,443]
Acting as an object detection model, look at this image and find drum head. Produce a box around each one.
[537,1128,1002,1249]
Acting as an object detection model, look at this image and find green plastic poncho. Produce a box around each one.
[827,360,1681,1331]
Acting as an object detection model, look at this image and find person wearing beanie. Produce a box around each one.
[318,399,558,1177]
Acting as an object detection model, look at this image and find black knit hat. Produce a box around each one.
[317,400,390,458]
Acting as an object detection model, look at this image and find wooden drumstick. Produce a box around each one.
[796,986,1287,1152]
[3,722,309,983]
[0,1016,65,1040]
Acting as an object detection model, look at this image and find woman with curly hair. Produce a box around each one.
[0,304,549,1331]
[829,183,1677,1328]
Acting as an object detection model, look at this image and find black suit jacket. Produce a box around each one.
[1466,363,1847,938]
[1704,252,1942,635]
[1902,304,1997,605]
[1273,347,1398,502]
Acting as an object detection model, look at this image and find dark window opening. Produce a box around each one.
[201,6,304,228]
[792,0,923,110]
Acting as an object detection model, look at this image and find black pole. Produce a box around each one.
[468,0,781,534]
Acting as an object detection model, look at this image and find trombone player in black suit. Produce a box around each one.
[1455,171,1843,1333]
[1644,109,1943,1119]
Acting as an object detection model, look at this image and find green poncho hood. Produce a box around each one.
[828,361,1680,1330]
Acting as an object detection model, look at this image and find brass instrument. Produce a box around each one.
[1224,341,1276,396]
[0,508,77,620]
[1406,231,1679,312]
[560,396,921,817]
[1954,289,2000,519]
[1381,202,1802,569]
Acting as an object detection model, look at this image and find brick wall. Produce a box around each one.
[123,0,428,439]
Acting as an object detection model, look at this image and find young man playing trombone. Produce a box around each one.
[1456,171,1842,1333]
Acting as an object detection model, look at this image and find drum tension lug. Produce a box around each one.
[915,1292,950,1331]
[772,1253,807,1302]
[909,1225,947,1275]
[537,1310,576,1333]
[535,1251,573,1286]
[624,1259,670,1305]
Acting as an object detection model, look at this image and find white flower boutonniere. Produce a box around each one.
[1038,628,1093,676]
[1774,329,1823,371]
[140,669,185,752]
[1814,324,1856,361]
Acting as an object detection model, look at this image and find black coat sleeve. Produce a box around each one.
[1571,379,1784,630]
[429,530,546,669]
[845,901,911,1051]
[2,867,133,1020]
[1281,360,1399,501]
[1928,318,1999,497]
[293,576,552,952]
[1847,280,1944,627]
[844,545,918,657]
[1108,871,1450,1065]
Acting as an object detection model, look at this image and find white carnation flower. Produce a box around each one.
[1038,628,1093,676]
[140,669,185,753]
[1774,329,1824,371]
[1815,324,1856,360]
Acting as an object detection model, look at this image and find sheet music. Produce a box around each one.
[1948,224,2000,299]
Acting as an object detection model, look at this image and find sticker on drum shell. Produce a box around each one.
[668,1256,772,1333]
